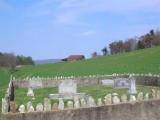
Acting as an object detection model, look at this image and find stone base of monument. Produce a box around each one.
[49,93,86,99]
[27,93,34,96]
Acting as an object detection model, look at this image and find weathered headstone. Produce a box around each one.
[151,89,156,99]
[80,98,87,107]
[44,98,51,111]
[144,93,149,100]
[113,96,120,104]
[2,98,8,113]
[67,101,73,109]
[137,92,143,101]
[114,78,130,88]
[128,75,137,94]
[36,103,43,111]
[58,98,64,110]
[27,86,34,96]
[97,98,102,106]
[52,102,58,110]
[27,102,34,112]
[156,90,160,99]
[9,101,17,113]
[104,94,112,105]
[129,95,136,102]
[102,79,114,86]
[121,94,128,103]
[88,96,96,107]
[19,105,25,113]
[74,97,80,108]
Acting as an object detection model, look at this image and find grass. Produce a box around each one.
[13,46,160,79]
[14,85,160,109]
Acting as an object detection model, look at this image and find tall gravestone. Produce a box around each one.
[128,75,137,94]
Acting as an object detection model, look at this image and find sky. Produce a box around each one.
[0,0,160,60]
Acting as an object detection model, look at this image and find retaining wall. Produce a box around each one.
[2,99,160,120]
[13,75,160,88]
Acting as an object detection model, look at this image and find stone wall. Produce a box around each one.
[2,99,160,120]
[13,74,160,88]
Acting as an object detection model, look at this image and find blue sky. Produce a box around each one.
[0,0,160,60]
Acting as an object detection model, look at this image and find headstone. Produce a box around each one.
[59,80,76,94]
[114,78,130,88]
[2,98,8,113]
[113,96,120,104]
[97,98,102,106]
[80,98,87,107]
[144,93,149,100]
[52,102,58,110]
[67,101,73,109]
[129,95,136,102]
[137,92,143,101]
[27,86,34,96]
[104,94,112,105]
[128,75,137,94]
[156,90,160,99]
[29,78,43,88]
[19,105,25,113]
[27,102,34,112]
[44,98,51,111]
[9,101,17,113]
[121,94,127,103]
[74,97,80,108]
[88,96,96,107]
[102,79,114,86]
[36,103,43,111]
[58,98,64,110]
[151,89,156,99]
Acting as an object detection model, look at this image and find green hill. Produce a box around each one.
[13,46,160,79]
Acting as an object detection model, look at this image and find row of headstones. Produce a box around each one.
[6,89,160,113]
[13,73,160,81]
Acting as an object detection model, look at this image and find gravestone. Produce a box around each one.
[27,86,34,96]
[29,78,43,88]
[97,98,102,106]
[58,98,64,110]
[102,79,114,86]
[80,98,87,107]
[2,98,8,113]
[151,89,156,99]
[156,90,160,99]
[104,94,112,105]
[144,93,149,100]
[129,95,136,102]
[49,80,86,99]
[19,105,25,113]
[9,101,17,113]
[52,102,58,110]
[74,97,80,108]
[36,103,43,111]
[114,78,130,88]
[27,102,34,112]
[113,96,120,104]
[137,92,143,101]
[87,96,96,107]
[67,101,73,109]
[128,75,137,94]
[121,94,127,103]
[44,98,51,111]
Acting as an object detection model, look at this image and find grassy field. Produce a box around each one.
[13,46,160,79]
[0,46,160,118]
[14,85,160,109]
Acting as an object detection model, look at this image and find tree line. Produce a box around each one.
[0,52,34,71]
[92,29,160,57]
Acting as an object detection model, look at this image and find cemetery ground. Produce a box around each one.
[14,85,160,109]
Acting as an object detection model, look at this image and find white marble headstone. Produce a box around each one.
[128,75,137,94]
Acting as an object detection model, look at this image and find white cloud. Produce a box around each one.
[82,30,97,36]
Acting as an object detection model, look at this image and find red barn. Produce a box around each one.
[67,55,85,61]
